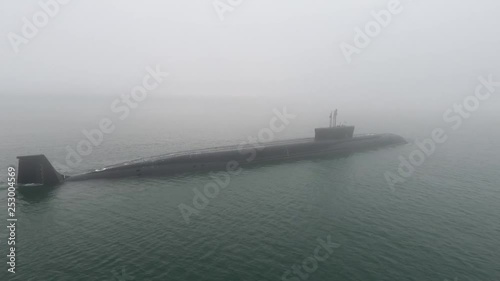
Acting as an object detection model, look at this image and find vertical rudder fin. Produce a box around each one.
[17,154,65,185]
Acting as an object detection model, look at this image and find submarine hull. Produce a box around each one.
[64,133,406,182]
[16,132,406,186]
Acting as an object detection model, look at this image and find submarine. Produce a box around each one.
[16,111,406,186]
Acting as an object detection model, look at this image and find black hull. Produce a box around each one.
[16,133,406,186]
[66,133,406,182]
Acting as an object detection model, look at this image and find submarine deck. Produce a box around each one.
[92,134,382,172]
[62,133,405,181]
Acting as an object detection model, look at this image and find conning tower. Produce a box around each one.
[314,109,355,141]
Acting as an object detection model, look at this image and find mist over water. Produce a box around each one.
[1,1,500,280]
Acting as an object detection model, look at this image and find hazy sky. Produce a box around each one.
[1,0,500,129]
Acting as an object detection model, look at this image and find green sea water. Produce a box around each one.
[0,101,499,281]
